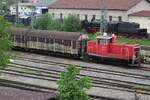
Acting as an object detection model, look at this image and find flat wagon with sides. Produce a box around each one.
[11,28,89,58]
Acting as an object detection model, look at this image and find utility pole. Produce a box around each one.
[100,0,107,34]
[15,2,19,25]
[31,0,37,29]
[31,3,34,29]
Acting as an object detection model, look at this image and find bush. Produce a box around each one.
[88,32,101,40]
[33,14,53,30]
[57,64,91,100]
[33,14,83,32]
[48,19,63,31]
[63,15,82,32]
[0,16,12,69]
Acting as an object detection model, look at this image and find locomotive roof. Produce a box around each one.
[10,28,88,41]
[96,36,112,40]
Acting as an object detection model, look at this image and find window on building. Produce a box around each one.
[68,13,71,16]
[60,13,63,19]
[109,16,112,21]
[91,14,96,21]
[52,13,55,17]
[85,14,88,21]
[118,16,122,21]
[77,14,80,17]
[12,12,15,14]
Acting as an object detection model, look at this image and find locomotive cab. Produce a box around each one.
[96,36,111,44]
[96,33,117,44]
[96,35,112,53]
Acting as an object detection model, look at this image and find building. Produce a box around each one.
[129,10,150,33]
[10,3,34,18]
[48,0,150,22]
[28,0,56,15]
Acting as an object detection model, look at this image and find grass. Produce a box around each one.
[88,33,150,46]
[88,32,101,40]
[118,37,150,46]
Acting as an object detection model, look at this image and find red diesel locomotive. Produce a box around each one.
[10,28,141,66]
[87,34,141,66]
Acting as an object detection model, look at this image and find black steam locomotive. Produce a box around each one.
[82,21,148,38]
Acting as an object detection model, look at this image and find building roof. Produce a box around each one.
[18,3,35,6]
[11,3,35,6]
[29,0,57,7]
[48,0,143,11]
[129,10,150,17]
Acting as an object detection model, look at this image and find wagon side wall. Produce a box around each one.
[26,32,81,56]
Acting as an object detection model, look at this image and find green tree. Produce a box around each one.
[48,19,63,31]
[57,64,91,100]
[63,15,82,32]
[0,16,11,69]
[33,14,53,30]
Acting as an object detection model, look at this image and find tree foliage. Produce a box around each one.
[33,14,82,32]
[33,14,54,30]
[48,19,63,31]
[33,13,63,31]
[63,15,82,32]
[57,65,91,100]
[0,16,11,69]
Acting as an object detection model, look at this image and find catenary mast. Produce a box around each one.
[100,0,107,34]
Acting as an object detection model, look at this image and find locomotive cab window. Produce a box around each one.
[97,39,110,44]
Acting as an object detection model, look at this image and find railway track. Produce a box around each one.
[13,50,150,72]
[140,66,150,72]
[0,79,117,100]
[1,64,140,93]
[1,58,150,95]
[0,78,55,92]
[16,56,150,80]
